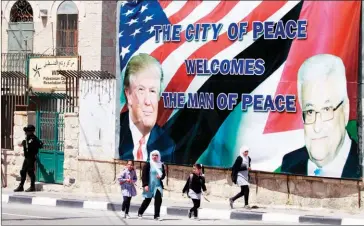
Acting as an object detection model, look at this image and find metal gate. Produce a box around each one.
[35,110,65,184]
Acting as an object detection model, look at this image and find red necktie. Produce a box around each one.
[137,137,145,160]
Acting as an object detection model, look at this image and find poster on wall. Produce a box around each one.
[116,0,362,180]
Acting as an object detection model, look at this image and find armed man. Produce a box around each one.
[14,125,43,192]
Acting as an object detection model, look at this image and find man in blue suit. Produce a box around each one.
[119,53,175,163]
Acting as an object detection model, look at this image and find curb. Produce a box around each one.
[2,193,364,225]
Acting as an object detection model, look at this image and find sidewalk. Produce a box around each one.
[2,188,364,225]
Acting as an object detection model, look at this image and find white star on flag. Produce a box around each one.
[123,9,134,16]
[120,45,131,59]
[140,4,148,13]
[126,18,138,26]
[120,1,127,7]
[143,15,153,23]
[130,28,141,37]
[147,26,154,34]
[118,31,123,38]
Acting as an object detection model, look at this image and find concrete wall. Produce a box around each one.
[1,0,102,70]
[78,79,117,160]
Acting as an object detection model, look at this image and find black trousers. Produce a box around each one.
[231,185,249,205]
[20,158,36,187]
[122,196,132,214]
[190,199,201,217]
[138,190,162,218]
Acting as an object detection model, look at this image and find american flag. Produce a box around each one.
[117,0,360,169]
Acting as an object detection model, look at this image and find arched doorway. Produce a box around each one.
[7,0,34,53]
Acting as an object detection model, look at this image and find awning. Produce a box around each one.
[57,70,115,79]
[31,92,67,99]
[1,71,26,79]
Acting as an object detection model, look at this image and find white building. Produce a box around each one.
[1,0,118,164]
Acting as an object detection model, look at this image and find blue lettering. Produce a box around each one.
[161,92,170,108]
[285,20,296,39]
[286,95,296,112]
[253,95,264,111]
[171,25,182,42]
[275,95,285,112]
[154,25,162,43]
[185,60,196,75]
[241,94,253,111]
[211,23,223,40]
[297,20,307,39]
[186,24,194,42]
[254,59,265,75]
[187,93,198,109]
[228,23,239,41]
[228,93,238,110]
[210,59,220,74]
[177,92,185,108]
[264,21,275,39]
[217,93,228,110]
[196,59,204,74]
[231,59,243,75]
[220,60,230,75]
[239,22,248,41]
[162,24,171,41]
[263,95,275,112]
[245,59,255,75]
[201,23,210,41]
[195,23,201,41]
[253,21,263,40]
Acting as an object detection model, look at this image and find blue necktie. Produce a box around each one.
[314,168,322,176]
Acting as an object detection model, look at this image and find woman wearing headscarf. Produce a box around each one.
[229,145,251,209]
[137,150,166,221]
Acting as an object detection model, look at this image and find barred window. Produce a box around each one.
[56,1,78,56]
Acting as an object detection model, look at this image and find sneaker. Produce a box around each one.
[229,198,234,209]
[188,211,192,219]
[25,186,35,192]
[244,205,250,209]
[137,214,142,219]
[154,217,162,221]
[125,214,131,219]
[194,217,200,221]
[14,186,24,192]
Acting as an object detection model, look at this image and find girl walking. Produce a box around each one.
[182,164,207,220]
[137,150,166,221]
[118,160,137,218]
[230,146,251,209]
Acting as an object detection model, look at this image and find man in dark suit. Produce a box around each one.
[281,54,361,179]
[119,53,175,163]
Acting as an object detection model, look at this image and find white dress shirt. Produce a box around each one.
[307,133,352,178]
[129,113,150,161]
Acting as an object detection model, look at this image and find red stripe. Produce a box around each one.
[156,1,288,126]
[159,0,172,9]
[168,0,203,24]
[151,1,239,63]
[263,1,361,134]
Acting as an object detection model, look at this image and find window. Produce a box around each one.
[7,0,34,53]
[56,1,78,56]
[10,0,33,22]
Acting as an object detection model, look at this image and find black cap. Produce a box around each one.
[23,125,36,132]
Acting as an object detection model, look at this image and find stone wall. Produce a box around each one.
[2,111,34,188]
[63,113,80,190]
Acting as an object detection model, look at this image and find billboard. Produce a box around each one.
[116,0,362,180]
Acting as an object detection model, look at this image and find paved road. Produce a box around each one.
[2,203,313,225]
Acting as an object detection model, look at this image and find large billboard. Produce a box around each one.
[116,0,362,180]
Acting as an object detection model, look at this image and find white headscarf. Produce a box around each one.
[240,145,249,159]
[150,150,163,177]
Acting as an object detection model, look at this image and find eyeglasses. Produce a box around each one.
[302,101,343,125]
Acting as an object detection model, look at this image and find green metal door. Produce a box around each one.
[36,111,64,184]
